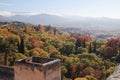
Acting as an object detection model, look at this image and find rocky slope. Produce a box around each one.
[107,65,120,80]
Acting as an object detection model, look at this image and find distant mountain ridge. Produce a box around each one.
[0,15,10,22]
[8,14,67,25]
[0,13,120,31]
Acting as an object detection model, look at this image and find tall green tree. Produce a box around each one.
[83,39,86,48]
[93,40,97,53]
[0,35,18,65]
[18,37,25,54]
[75,39,82,54]
[54,28,57,35]
[89,42,92,53]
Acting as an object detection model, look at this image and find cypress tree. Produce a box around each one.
[93,40,97,53]
[18,37,25,54]
[83,39,86,48]
[75,39,81,54]
[89,42,92,53]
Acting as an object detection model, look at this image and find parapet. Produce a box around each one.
[14,57,61,80]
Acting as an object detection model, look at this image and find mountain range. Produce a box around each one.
[0,13,120,31]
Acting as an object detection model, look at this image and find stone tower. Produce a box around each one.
[14,57,61,80]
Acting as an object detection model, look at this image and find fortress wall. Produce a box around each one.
[14,61,44,80]
[14,57,61,80]
[44,59,61,80]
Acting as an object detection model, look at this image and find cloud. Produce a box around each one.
[0,11,63,17]
[0,2,12,6]
[17,12,41,15]
[0,11,12,17]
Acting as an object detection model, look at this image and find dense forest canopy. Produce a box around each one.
[0,22,119,80]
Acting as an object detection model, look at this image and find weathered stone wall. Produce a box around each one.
[14,57,61,80]
[14,61,44,80]
[44,59,61,80]
[0,65,14,80]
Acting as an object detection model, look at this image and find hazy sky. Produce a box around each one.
[0,0,120,18]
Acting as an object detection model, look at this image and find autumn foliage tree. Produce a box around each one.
[74,34,91,54]
[39,24,45,34]
[106,37,120,58]
[25,26,32,33]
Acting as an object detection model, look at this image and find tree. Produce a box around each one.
[76,39,82,48]
[75,78,87,80]
[0,34,19,65]
[54,28,57,35]
[85,75,97,80]
[93,41,97,53]
[77,47,87,54]
[60,42,75,55]
[89,43,92,53]
[8,53,26,66]
[24,26,31,33]
[82,67,95,76]
[106,37,120,58]
[28,37,42,48]
[39,24,45,34]
[18,36,25,54]
[46,25,52,31]
[61,66,67,80]
[98,45,106,59]
[29,48,49,57]
[83,39,86,48]
[75,39,82,54]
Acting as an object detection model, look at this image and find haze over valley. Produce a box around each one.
[1,13,120,31]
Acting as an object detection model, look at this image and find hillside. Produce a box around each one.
[0,22,119,80]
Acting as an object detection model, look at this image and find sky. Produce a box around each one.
[0,0,120,18]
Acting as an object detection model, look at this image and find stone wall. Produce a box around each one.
[14,57,61,80]
[0,65,14,80]
[44,60,61,80]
